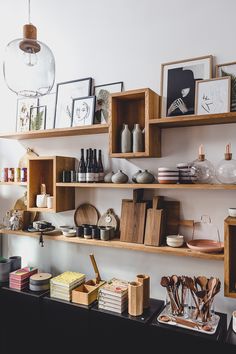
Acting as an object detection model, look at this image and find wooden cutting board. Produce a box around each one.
[163,200,180,236]
[144,196,165,246]
[74,203,99,226]
[120,190,147,244]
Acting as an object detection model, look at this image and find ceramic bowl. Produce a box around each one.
[59,225,73,231]
[229,208,236,217]
[62,229,76,237]
[166,235,184,248]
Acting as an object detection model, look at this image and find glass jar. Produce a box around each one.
[216,148,236,184]
[191,149,215,184]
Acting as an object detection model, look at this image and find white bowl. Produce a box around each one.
[229,208,236,217]
[166,235,184,248]
[62,229,76,237]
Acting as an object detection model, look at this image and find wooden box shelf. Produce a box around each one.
[109,88,161,158]
[27,156,75,213]
[224,217,236,298]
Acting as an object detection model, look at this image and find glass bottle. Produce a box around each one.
[98,149,104,182]
[93,149,99,183]
[216,144,236,184]
[78,149,86,183]
[190,145,215,184]
[86,149,94,183]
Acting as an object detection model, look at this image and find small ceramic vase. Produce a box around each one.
[111,170,129,184]
[104,171,114,183]
[121,124,131,153]
[136,170,155,184]
[132,123,143,152]
[132,170,142,183]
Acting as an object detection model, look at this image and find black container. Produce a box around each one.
[83,226,92,239]
[70,170,77,182]
[91,226,100,239]
[9,256,21,272]
[62,170,71,182]
[76,226,84,237]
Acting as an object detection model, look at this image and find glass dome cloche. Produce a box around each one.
[216,143,236,184]
[3,0,55,97]
[190,144,215,184]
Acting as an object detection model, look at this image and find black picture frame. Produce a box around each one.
[72,95,96,127]
[93,81,123,124]
[54,77,92,129]
[29,105,47,131]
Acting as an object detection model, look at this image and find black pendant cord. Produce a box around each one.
[39,231,44,247]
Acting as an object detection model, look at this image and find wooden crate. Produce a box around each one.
[109,88,161,158]
[27,156,75,213]
[224,217,236,298]
[72,284,99,306]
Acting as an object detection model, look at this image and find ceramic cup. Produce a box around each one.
[99,227,110,241]
[229,208,236,217]
[233,311,236,332]
[47,196,54,209]
[9,256,21,271]
[36,194,50,208]
[0,259,12,282]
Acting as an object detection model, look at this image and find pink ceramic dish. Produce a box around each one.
[186,239,224,253]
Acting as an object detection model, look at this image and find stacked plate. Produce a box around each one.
[50,271,85,302]
[30,272,52,292]
[176,163,196,184]
[157,168,179,184]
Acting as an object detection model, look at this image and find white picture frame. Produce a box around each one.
[39,92,56,130]
[195,77,231,115]
[16,97,38,132]
[54,78,92,128]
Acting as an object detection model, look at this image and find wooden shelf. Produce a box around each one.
[0,229,224,261]
[0,124,109,140]
[149,112,236,128]
[27,207,55,213]
[55,182,236,190]
[0,182,27,186]
[109,152,148,159]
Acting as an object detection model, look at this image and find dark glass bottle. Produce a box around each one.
[93,149,99,182]
[98,149,104,182]
[86,149,94,183]
[78,148,86,183]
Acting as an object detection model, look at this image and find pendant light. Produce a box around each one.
[3,0,55,97]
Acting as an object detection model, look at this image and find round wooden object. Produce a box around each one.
[74,204,99,226]
[30,272,52,285]
[136,274,150,309]
[97,209,119,231]
[128,281,143,316]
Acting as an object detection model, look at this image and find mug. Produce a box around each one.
[36,194,50,208]
[47,196,54,209]
[232,311,236,333]
[9,256,21,272]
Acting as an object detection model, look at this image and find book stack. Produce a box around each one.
[50,271,85,301]
[9,267,38,290]
[98,278,128,314]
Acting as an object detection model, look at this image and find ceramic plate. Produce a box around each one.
[186,239,224,253]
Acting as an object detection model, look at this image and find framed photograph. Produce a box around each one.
[30,105,46,131]
[195,77,231,115]
[161,55,213,117]
[39,92,56,129]
[54,78,92,128]
[93,81,123,124]
[16,97,38,132]
[216,61,236,111]
[72,96,96,127]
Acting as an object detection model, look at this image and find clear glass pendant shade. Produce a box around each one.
[3,38,55,97]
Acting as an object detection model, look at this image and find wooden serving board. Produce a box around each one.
[74,203,99,226]
[163,200,180,236]
[144,196,165,246]
[120,190,147,244]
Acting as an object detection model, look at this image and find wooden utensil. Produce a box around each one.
[120,189,147,244]
[144,196,164,246]
[74,203,99,226]
[89,254,101,284]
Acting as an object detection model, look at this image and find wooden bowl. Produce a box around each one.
[186,239,224,253]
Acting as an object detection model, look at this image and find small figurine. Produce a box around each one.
[9,210,21,231]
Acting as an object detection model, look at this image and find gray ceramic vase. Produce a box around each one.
[132,123,143,152]
[112,170,129,184]
[0,259,12,282]
[136,170,155,184]
[104,171,114,183]
[132,170,142,183]
[121,124,131,153]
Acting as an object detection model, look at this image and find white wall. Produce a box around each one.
[0,0,236,319]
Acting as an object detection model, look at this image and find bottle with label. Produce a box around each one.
[78,149,86,183]
[92,149,99,182]
[98,149,104,182]
[86,149,94,183]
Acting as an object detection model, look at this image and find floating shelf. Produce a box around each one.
[0,182,27,186]
[56,182,236,190]
[0,229,224,261]
[149,112,236,128]
[0,124,109,140]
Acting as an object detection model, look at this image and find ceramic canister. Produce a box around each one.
[9,256,21,272]
[158,168,179,184]
[0,259,12,282]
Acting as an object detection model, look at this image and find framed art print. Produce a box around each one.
[161,55,213,117]
[30,105,46,131]
[54,77,92,128]
[195,77,231,115]
[93,81,123,124]
[216,61,236,111]
[16,97,38,132]
[39,92,56,129]
[72,96,96,127]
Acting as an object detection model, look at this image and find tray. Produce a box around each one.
[186,240,224,253]
[157,307,219,335]
[74,203,99,226]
